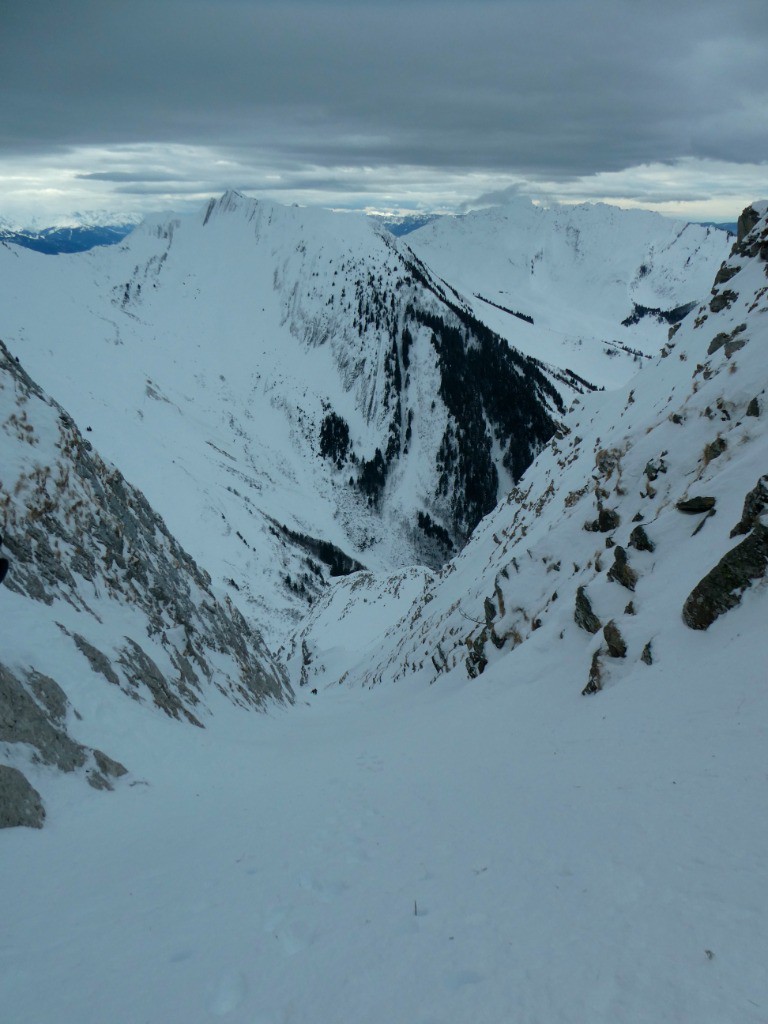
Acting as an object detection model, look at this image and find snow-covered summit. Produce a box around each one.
[405,198,730,387]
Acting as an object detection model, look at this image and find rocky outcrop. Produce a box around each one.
[584,507,620,533]
[0,765,45,829]
[730,476,768,538]
[676,496,716,514]
[0,340,292,823]
[0,660,129,825]
[628,525,655,553]
[603,620,627,658]
[606,547,638,591]
[582,650,603,695]
[683,524,768,630]
[574,586,602,634]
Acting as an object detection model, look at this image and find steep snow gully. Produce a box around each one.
[1,198,766,1024]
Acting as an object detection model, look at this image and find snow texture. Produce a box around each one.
[1,197,766,1023]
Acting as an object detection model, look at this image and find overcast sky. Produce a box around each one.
[1,0,766,223]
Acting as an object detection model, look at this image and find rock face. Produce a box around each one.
[603,620,627,658]
[730,476,768,538]
[574,586,602,634]
[683,524,768,630]
[676,496,716,514]
[606,547,638,591]
[0,340,292,824]
[629,525,655,552]
[0,766,45,829]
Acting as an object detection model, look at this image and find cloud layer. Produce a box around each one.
[1,0,766,220]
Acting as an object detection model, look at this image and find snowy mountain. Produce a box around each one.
[286,203,768,702]
[0,339,290,826]
[0,212,141,255]
[2,202,766,1024]
[405,199,730,388]
[0,191,562,642]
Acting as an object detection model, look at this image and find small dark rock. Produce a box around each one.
[582,650,603,696]
[606,547,638,591]
[585,507,620,533]
[629,525,655,553]
[746,396,761,417]
[703,438,727,464]
[603,620,627,658]
[574,586,602,634]
[0,765,45,829]
[641,642,653,665]
[624,601,636,615]
[676,496,716,514]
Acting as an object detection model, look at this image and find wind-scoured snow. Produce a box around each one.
[406,198,730,387]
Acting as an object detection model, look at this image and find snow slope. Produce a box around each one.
[287,203,768,699]
[1,203,765,1023]
[0,340,289,821]
[406,198,730,387]
[0,192,560,643]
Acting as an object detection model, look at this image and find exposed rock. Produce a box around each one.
[709,290,738,313]
[629,525,655,553]
[595,448,623,478]
[713,263,741,286]
[465,630,489,678]
[644,457,667,482]
[585,507,620,533]
[0,663,87,773]
[0,765,45,829]
[117,638,202,726]
[624,600,636,615]
[603,620,627,658]
[746,396,761,417]
[736,205,760,243]
[26,670,69,724]
[707,323,746,357]
[724,338,747,358]
[703,437,727,464]
[641,642,653,665]
[676,496,716,514]
[582,649,603,695]
[574,586,602,634]
[72,633,121,688]
[730,476,768,538]
[606,546,638,591]
[93,749,128,779]
[683,524,768,630]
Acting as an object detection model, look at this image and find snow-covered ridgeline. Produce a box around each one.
[0,191,561,642]
[405,198,730,388]
[286,203,768,696]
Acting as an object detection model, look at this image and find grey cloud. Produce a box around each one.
[0,0,766,207]
[75,171,183,182]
